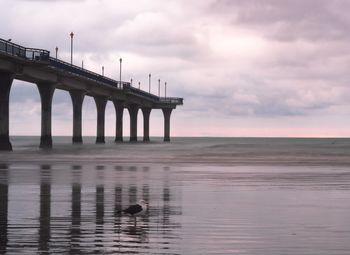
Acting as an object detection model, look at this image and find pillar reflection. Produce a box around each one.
[114,183,123,249]
[38,164,51,253]
[95,185,104,248]
[114,185,122,220]
[0,164,8,254]
[128,185,137,205]
[163,182,171,229]
[70,165,82,254]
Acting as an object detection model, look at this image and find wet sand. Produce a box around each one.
[1,137,350,254]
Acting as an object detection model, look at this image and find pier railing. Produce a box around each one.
[123,85,183,104]
[49,57,128,89]
[0,38,49,61]
[123,84,159,101]
[159,97,183,105]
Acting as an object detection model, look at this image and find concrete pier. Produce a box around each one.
[113,100,124,142]
[69,90,85,144]
[0,72,13,151]
[0,38,183,149]
[37,82,55,149]
[142,108,151,142]
[162,108,172,142]
[128,104,139,142]
[94,96,107,144]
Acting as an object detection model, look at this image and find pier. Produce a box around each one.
[0,38,183,150]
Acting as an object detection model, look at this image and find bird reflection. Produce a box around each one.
[122,223,148,243]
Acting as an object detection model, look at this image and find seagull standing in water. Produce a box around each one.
[118,200,148,225]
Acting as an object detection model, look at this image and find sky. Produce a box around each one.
[1,0,350,137]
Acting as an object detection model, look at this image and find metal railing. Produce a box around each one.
[159,97,183,105]
[49,57,127,89]
[123,84,159,101]
[0,38,49,61]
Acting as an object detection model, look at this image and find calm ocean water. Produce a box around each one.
[1,137,350,254]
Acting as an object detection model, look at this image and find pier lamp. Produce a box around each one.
[131,78,133,86]
[55,46,58,59]
[70,32,74,65]
[102,66,104,76]
[165,82,167,98]
[82,60,84,69]
[158,79,161,97]
[148,73,151,93]
[138,81,141,89]
[119,58,122,89]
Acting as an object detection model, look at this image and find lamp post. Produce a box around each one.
[102,66,104,76]
[70,32,74,65]
[55,46,58,59]
[148,73,151,93]
[165,82,167,98]
[82,60,84,69]
[158,79,160,97]
[131,78,133,86]
[138,81,140,89]
[119,58,122,89]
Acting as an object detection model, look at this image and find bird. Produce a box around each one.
[118,200,148,225]
[119,199,148,216]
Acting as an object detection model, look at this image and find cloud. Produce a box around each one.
[3,0,350,136]
[211,0,350,41]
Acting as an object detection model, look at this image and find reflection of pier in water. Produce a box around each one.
[0,164,8,254]
[0,164,182,254]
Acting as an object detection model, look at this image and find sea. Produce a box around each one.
[1,136,350,254]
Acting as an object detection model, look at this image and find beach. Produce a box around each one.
[1,137,350,254]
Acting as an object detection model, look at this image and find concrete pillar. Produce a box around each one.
[36,82,55,149]
[94,96,107,144]
[0,72,14,151]
[142,108,151,142]
[112,100,124,142]
[162,108,173,142]
[128,104,139,142]
[69,90,85,144]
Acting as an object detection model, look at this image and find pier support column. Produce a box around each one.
[69,90,85,144]
[37,82,55,149]
[162,108,173,142]
[0,72,14,151]
[94,96,107,144]
[142,108,151,142]
[128,104,139,142]
[112,100,124,142]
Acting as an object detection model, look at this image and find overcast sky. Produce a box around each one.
[2,0,350,137]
